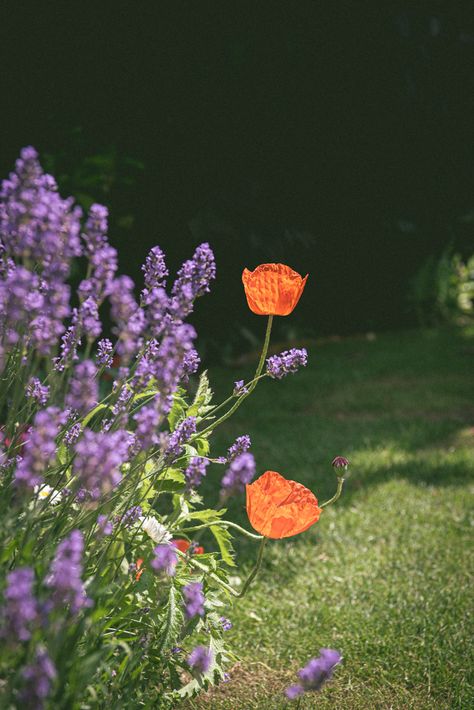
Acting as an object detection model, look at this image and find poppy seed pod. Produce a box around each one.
[242,263,308,316]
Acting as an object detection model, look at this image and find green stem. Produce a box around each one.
[177,519,263,541]
[196,315,273,437]
[320,476,345,508]
[237,536,268,597]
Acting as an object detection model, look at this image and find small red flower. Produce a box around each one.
[172,539,204,555]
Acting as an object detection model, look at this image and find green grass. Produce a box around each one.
[186,328,474,709]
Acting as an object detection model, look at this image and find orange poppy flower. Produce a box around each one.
[135,558,145,581]
[242,264,308,316]
[172,539,204,555]
[246,470,322,539]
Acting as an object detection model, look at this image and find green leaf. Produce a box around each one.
[157,585,183,654]
[209,524,236,566]
[187,370,214,418]
[168,389,188,431]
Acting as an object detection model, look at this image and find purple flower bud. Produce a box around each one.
[233,380,248,396]
[219,616,232,631]
[97,515,113,536]
[165,416,196,460]
[285,649,342,700]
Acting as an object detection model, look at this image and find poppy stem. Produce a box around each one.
[320,476,345,508]
[177,520,264,541]
[237,536,268,598]
[194,315,273,437]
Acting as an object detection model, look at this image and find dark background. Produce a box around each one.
[1,2,473,356]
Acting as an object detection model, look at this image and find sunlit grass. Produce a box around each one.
[186,328,474,708]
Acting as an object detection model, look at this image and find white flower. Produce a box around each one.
[140,516,172,544]
[33,485,62,505]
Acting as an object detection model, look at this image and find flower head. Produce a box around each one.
[141,516,172,544]
[285,648,342,699]
[242,263,308,316]
[187,645,213,674]
[21,647,56,707]
[184,456,209,491]
[151,544,178,576]
[183,581,205,618]
[246,470,321,539]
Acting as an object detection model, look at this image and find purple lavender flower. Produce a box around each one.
[53,323,80,372]
[165,416,197,460]
[66,360,98,415]
[133,402,161,450]
[63,422,82,446]
[134,323,197,395]
[109,275,145,361]
[142,286,169,338]
[21,647,56,708]
[96,338,113,368]
[266,348,308,379]
[97,515,113,536]
[220,452,256,500]
[187,645,212,675]
[182,349,200,381]
[46,530,91,614]
[26,377,50,406]
[184,457,209,491]
[227,434,251,463]
[142,246,168,291]
[1,567,38,642]
[114,506,142,529]
[285,649,342,700]
[15,407,64,490]
[183,582,205,618]
[78,296,102,340]
[73,429,131,499]
[151,544,178,576]
[170,243,216,318]
[219,616,232,632]
[80,204,117,302]
[233,379,248,396]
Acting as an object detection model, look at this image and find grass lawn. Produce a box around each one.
[185,327,474,709]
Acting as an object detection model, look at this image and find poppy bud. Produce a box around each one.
[331,456,349,474]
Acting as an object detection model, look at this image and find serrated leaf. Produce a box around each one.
[158,585,183,654]
[187,370,214,418]
[168,389,188,431]
[209,524,235,566]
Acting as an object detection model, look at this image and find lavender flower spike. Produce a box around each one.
[21,647,56,708]
[184,457,209,491]
[1,567,38,642]
[220,451,256,500]
[46,530,91,615]
[266,348,308,379]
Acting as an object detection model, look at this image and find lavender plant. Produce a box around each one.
[0,148,344,708]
